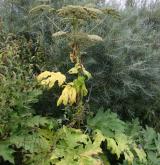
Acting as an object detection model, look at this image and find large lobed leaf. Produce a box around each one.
[50,126,106,165]
[88,109,147,164]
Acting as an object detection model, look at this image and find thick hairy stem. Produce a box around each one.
[70,17,80,64]
[69,18,87,128]
[70,43,79,63]
[69,103,85,128]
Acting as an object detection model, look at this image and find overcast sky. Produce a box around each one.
[105,0,158,9]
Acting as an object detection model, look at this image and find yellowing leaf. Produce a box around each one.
[93,130,106,146]
[124,151,134,165]
[81,131,104,158]
[68,63,81,75]
[106,137,121,158]
[37,71,66,88]
[105,133,135,164]
[55,72,66,86]
[82,67,92,79]
[68,66,79,74]
[114,134,134,164]
[69,87,77,105]
[134,145,147,163]
[37,71,52,82]
[57,83,77,106]
[68,64,92,79]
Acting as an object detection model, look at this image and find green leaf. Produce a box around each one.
[155,133,160,154]
[0,142,14,164]
[143,127,157,150]
[88,110,147,164]
[106,134,134,164]
[68,64,92,79]
[141,127,160,165]
[74,76,88,96]
[24,116,57,129]
[125,119,142,139]
[147,151,160,165]
[88,109,126,137]
[50,126,104,165]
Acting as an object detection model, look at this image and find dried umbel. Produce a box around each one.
[57,5,103,20]
[69,33,103,48]
[52,31,67,37]
[88,35,103,42]
[102,8,120,18]
[29,4,120,20]
[52,32,103,48]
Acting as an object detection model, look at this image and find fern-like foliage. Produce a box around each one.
[88,109,147,164]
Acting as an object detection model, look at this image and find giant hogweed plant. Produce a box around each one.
[35,5,119,127]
